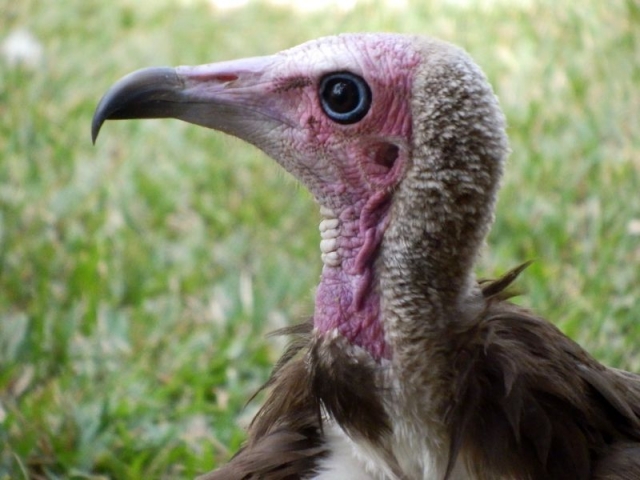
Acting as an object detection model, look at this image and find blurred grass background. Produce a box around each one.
[1,0,638,478]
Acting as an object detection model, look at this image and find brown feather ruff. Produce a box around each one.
[444,265,640,480]
[199,265,640,480]
[593,442,640,479]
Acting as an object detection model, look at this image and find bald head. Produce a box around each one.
[93,34,506,358]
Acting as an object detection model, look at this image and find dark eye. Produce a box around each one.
[319,72,371,124]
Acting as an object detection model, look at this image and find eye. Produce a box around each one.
[319,72,372,124]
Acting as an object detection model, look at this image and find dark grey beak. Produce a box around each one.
[92,67,186,144]
[91,54,281,146]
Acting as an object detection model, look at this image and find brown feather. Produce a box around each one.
[594,443,640,480]
[198,321,391,479]
[478,260,533,301]
[443,267,640,479]
[198,323,326,480]
[309,336,390,444]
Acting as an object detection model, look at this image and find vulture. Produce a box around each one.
[92,34,640,479]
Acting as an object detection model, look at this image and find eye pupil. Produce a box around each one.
[328,81,355,113]
[319,72,371,124]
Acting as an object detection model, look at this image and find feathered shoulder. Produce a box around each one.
[199,265,640,480]
[446,264,640,480]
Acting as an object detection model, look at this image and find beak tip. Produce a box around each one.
[90,66,183,146]
[91,117,102,145]
[91,88,114,145]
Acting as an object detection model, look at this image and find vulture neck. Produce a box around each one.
[311,41,507,368]
[380,45,508,369]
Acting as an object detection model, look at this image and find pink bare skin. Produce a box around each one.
[256,36,420,359]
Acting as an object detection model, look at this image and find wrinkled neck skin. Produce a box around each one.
[311,137,411,361]
[314,190,392,360]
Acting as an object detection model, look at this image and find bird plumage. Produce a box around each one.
[92,33,640,479]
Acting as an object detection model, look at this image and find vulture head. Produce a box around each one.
[93,34,506,361]
[93,34,640,480]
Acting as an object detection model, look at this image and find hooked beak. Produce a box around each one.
[91,56,281,145]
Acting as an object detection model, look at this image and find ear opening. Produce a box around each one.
[374,143,399,172]
[366,141,406,189]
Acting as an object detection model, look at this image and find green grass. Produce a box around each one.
[1,0,638,477]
